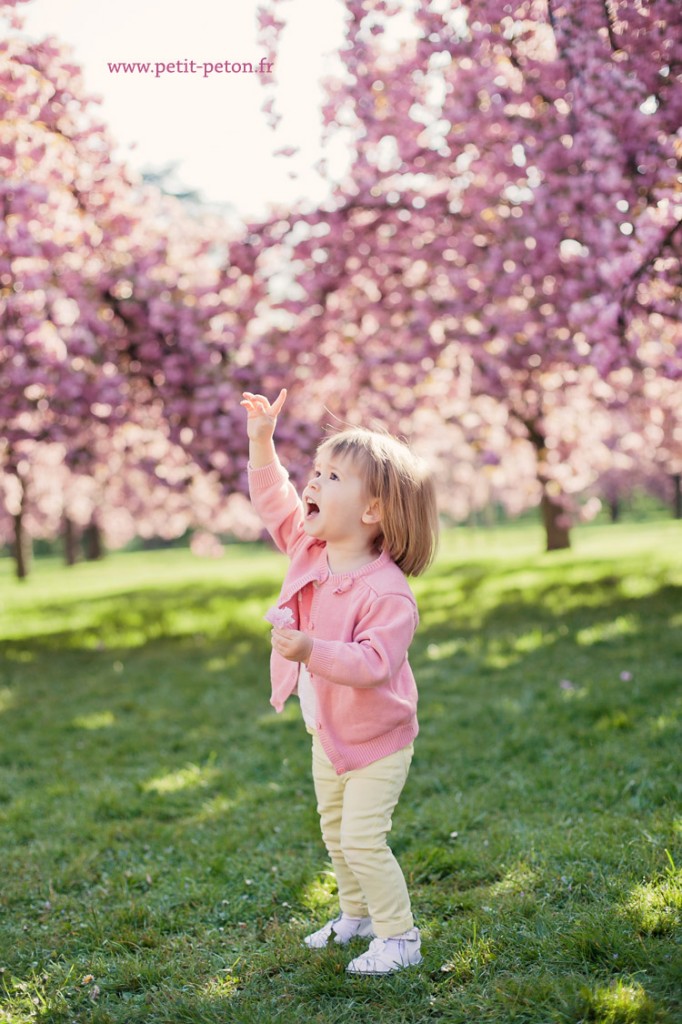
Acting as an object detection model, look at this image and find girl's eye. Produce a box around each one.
[330,472,339,481]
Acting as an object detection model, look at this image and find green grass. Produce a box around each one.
[0,520,680,1024]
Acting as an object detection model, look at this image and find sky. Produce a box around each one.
[19,0,348,218]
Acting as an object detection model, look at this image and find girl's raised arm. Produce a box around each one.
[241,389,287,468]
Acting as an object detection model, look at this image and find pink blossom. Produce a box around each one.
[264,605,294,628]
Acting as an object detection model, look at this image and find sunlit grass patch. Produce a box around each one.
[142,761,219,795]
[0,686,17,714]
[576,614,641,646]
[72,710,117,730]
[439,929,496,985]
[623,851,681,939]
[577,978,659,1024]
[300,870,339,913]
[624,877,681,938]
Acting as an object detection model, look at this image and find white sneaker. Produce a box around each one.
[346,928,423,975]
[304,913,374,949]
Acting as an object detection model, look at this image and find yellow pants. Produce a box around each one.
[311,731,414,938]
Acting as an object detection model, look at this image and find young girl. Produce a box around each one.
[240,388,438,976]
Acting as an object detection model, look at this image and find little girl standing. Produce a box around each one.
[241,388,438,975]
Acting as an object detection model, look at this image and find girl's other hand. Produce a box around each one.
[240,389,287,441]
[271,626,313,665]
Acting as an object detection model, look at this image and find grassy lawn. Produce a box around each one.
[0,521,680,1024]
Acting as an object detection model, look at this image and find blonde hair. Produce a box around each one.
[316,427,439,576]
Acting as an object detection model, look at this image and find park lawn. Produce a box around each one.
[0,520,680,1024]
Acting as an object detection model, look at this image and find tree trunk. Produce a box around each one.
[82,519,104,561]
[521,415,572,551]
[540,491,571,551]
[63,516,79,566]
[609,498,620,523]
[673,474,681,520]
[13,511,31,580]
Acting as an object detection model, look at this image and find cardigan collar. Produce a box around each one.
[325,547,392,585]
[279,546,392,604]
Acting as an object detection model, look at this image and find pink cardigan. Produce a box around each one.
[249,459,420,774]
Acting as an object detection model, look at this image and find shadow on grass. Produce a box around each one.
[2,579,281,649]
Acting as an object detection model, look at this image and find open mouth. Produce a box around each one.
[305,498,320,519]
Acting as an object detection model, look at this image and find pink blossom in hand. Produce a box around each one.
[264,605,294,628]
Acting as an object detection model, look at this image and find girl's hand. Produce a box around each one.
[271,626,313,665]
[240,389,287,442]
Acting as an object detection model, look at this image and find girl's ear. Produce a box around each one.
[362,499,382,525]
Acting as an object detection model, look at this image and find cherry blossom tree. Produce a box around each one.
[0,3,261,576]
[252,0,682,548]
[0,23,132,573]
